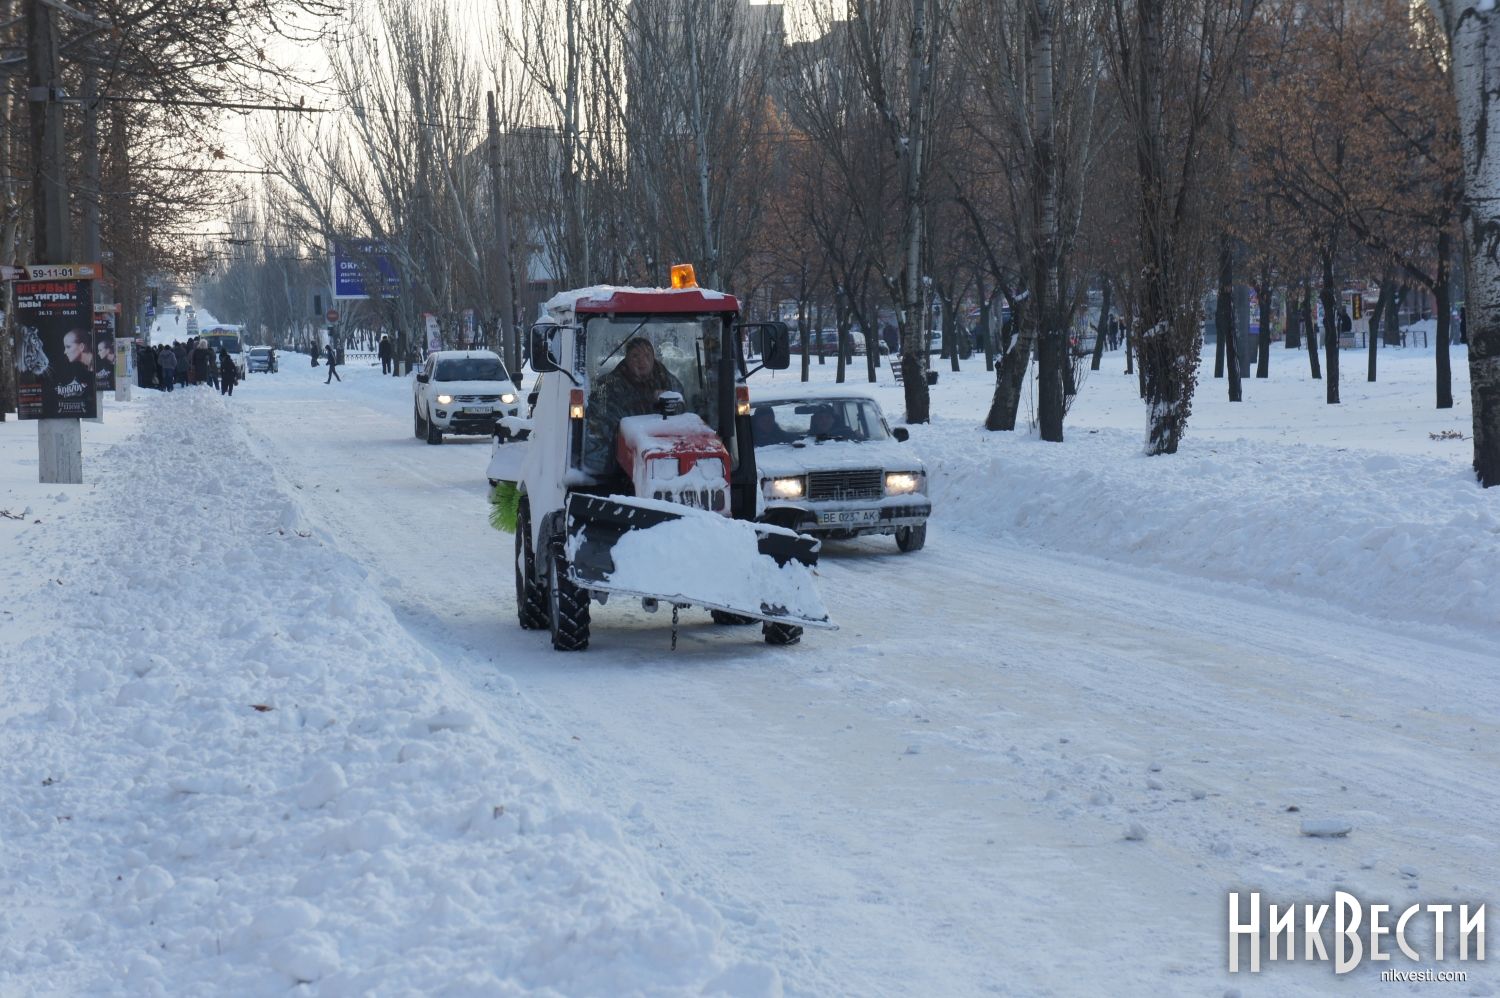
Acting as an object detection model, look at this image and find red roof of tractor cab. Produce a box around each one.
[572,288,741,315]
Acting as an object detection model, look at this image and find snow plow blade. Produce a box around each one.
[564,493,835,630]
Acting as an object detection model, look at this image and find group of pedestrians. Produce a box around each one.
[135,338,239,396]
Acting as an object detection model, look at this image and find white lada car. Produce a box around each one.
[750,386,931,552]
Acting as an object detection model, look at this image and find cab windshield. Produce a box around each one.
[580,315,725,476]
[203,334,241,354]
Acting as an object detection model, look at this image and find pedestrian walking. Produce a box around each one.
[157,344,177,392]
[218,347,238,396]
[378,334,393,375]
[324,343,341,383]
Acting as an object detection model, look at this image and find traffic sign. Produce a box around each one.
[326,308,340,323]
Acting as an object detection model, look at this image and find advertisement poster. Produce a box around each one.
[116,337,135,383]
[423,312,442,353]
[94,311,117,392]
[14,278,96,420]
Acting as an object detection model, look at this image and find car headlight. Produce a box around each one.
[767,476,805,499]
[885,471,923,495]
[500,392,516,405]
[648,456,679,480]
[436,394,454,405]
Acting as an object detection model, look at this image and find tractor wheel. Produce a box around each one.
[895,525,927,553]
[710,610,755,625]
[548,550,590,651]
[425,409,443,445]
[762,621,802,646]
[514,501,548,630]
[414,404,425,439]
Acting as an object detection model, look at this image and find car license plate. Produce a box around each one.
[817,509,879,526]
[464,406,493,415]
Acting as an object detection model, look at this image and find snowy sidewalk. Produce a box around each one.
[0,390,774,996]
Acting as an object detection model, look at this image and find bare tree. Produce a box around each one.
[1103,0,1258,453]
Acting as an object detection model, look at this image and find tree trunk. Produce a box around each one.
[1434,0,1500,482]
[1367,277,1389,383]
[1033,0,1063,443]
[898,0,933,424]
[835,294,849,384]
[798,297,810,382]
[981,286,996,372]
[1255,276,1272,378]
[1303,289,1321,379]
[1214,234,1231,385]
[985,314,1034,431]
[1285,292,1300,349]
[1320,249,1340,404]
[1090,274,1111,371]
[1436,227,1453,409]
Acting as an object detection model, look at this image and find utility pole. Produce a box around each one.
[81,55,106,419]
[28,0,81,483]
[487,92,520,375]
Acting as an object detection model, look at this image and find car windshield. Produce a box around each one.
[250,348,270,356]
[435,357,507,381]
[204,334,241,353]
[580,315,724,476]
[754,398,890,445]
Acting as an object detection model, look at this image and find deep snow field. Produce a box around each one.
[1,335,1496,997]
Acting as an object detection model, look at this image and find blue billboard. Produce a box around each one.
[332,240,400,300]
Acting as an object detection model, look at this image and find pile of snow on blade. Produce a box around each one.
[583,501,830,623]
[0,389,777,996]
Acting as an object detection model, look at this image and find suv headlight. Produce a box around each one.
[766,476,805,499]
[884,471,924,495]
[436,394,454,405]
[500,392,517,405]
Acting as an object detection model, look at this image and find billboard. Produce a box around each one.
[332,240,400,300]
[93,312,117,392]
[14,279,96,419]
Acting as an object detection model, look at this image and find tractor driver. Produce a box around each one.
[584,336,685,476]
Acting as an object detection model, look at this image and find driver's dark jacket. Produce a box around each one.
[583,360,684,475]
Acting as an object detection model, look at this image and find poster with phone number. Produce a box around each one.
[14,279,96,419]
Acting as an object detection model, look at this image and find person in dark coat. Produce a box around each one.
[324,343,341,383]
[174,342,189,387]
[378,334,393,375]
[218,347,238,396]
[157,344,177,392]
[192,338,213,387]
[138,342,157,389]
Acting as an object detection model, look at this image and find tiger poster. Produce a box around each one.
[14,278,96,419]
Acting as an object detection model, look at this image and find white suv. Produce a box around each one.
[413,350,521,444]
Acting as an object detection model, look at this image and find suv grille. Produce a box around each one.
[453,394,500,403]
[807,469,882,501]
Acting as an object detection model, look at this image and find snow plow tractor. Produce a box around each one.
[491,271,834,650]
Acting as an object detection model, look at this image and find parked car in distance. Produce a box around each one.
[750,386,931,552]
[413,349,521,445]
[246,346,278,373]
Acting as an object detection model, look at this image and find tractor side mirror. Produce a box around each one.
[529,324,560,373]
[737,322,791,371]
[892,427,910,442]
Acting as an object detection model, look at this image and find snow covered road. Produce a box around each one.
[3,348,1496,996]
[232,360,1500,995]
